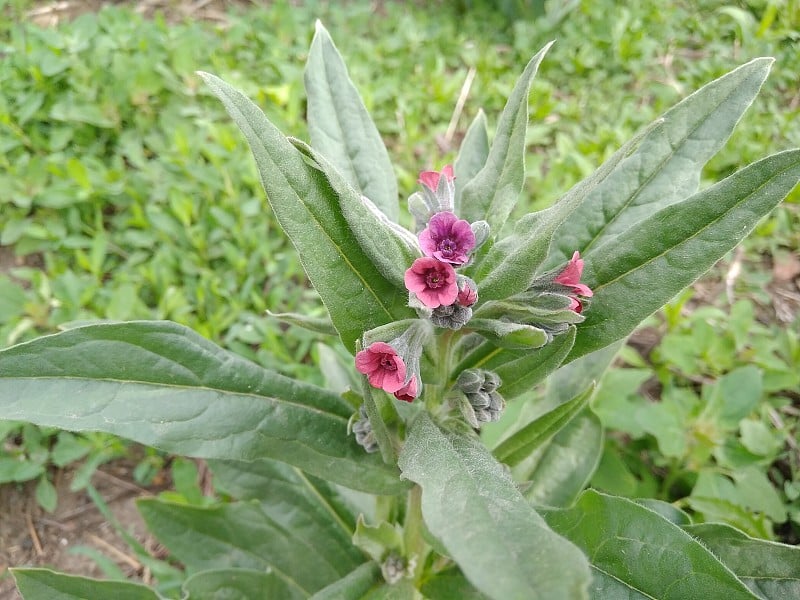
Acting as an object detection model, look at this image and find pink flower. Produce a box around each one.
[404,257,458,308]
[355,342,407,394]
[554,251,593,312]
[418,165,454,192]
[456,278,478,307]
[419,212,476,265]
[393,376,419,402]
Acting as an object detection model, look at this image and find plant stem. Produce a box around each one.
[404,483,428,583]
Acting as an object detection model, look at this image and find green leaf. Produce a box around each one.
[704,365,763,427]
[570,149,800,360]
[454,110,489,210]
[521,409,603,507]
[208,458,363,565]
[138,498,352,595]
[398,412,591,600]
[361,374,398,465]
[12,568,160,600]
[0,321,406,495]
[421,569,490,600]
[541,490,758,599]
[199,72,413,351]
[35,476,58,513]
[635,498,692,526]
[494,385,592,466]
[546,57,774,268]
[352,515,404,563]
[291,137,421,288]
[183,568,303,600]
[683,522,800,600]
[266,310,337,336]
[309,562,381,600]
[455,326,575,400]
[473,116,659,302]
[305,21,399,221]
[460,42,553,232]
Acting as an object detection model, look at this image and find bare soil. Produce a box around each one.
[0,460,170,600]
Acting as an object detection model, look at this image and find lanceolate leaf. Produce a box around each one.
[305,21,399,221]
[454,110,489,210]
[138,498,355,596]
[494,385,592,467]
[208,458,363,567]
[545,57,774,269]
[12,569,160,600]
[183,568,304,600]
[291,137,420,288]
[541,490,758,599]
[0,321,406,495]
[460,42,553,232]
[521,409,603,507]
[684,522,800,600]
[199,72,413,351]
[399,412,591,600]
[570,149,800,360]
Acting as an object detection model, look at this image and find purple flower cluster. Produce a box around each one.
[404,166,478,312]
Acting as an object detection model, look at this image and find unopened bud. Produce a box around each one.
[430,304,472,330]
[352,405,379,453]
[456,276,478,307]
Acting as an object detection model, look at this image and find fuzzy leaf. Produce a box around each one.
[305,21,399,221]
[199,72,413,351]
[309,563,382,600]
[494,385,592,466]
[399,412,591,600]
[542,490,759,599]
[570,149,800,360]
[0,321,406,495]
[460,43,553,232]
[683,522,800,600]
[546,58,774,268]
[454,110,490,209]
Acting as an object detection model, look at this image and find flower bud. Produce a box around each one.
[456,276,478,307]
[352,405,379,453]
[430,304,472,330]
[456,369,485,394]
[470,220,491,249]
[454,369,505,426]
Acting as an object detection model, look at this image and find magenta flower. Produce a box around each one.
[554,251,593,312]
[419,212,476,265]
[393,376,419,403]
[404,257,458,308]
[418,165,454,192]
[456,278,478,307]
[355,342,407,394]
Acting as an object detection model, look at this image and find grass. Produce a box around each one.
[0,0,798,534]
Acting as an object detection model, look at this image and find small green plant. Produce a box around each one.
[1,18,799,599]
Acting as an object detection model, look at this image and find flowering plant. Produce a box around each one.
[1,22,799,600]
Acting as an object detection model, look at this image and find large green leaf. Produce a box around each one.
[459,43,553,232]
[199,72,413,351]
[421,569,490,600]
[0,321,406,495]
[183,568,302,600]
[684,522,800,600]
[12,569,160,600]
[570,149,800,360]
[138,498,352,596]
[208,458,364,568]
[542,490,758,599]
[545,57,773,269]
[398,412,591,600]
[305,21,399,221]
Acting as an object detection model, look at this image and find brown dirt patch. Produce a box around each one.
[0,460,170,599]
